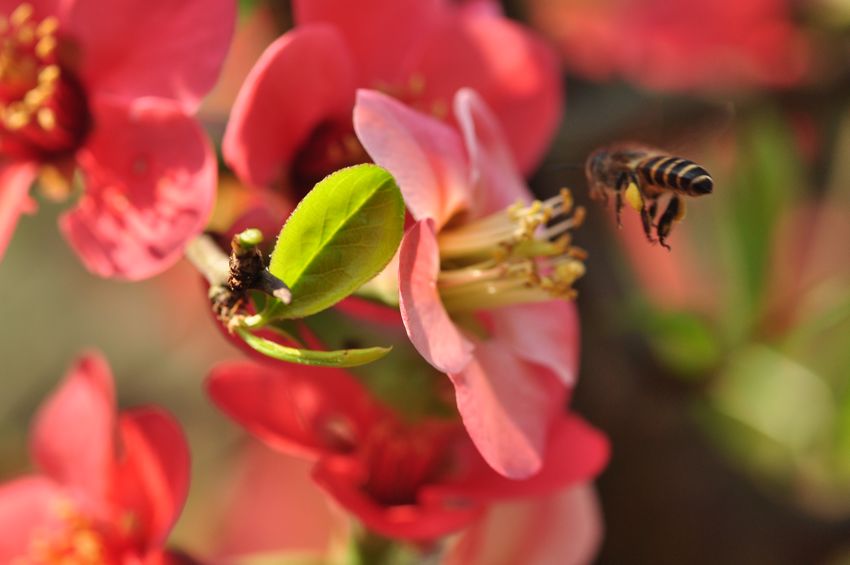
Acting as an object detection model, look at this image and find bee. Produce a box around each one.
[585,143,713,250]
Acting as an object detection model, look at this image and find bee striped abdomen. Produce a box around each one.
[637,155,713,196]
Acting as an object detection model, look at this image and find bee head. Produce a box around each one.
[585,148,609,184]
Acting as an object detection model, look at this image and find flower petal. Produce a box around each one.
[448,342,566,479]
[61,97,216,280]
[292,0,441,85]
[223,26,357,189]
[214,440,342,557]
[31,352,116,501]
[206,361,381,458]
[0,476,64,562]
[436,414,609,499]
[0,161,37,263]
[312,455,484,541]
[414,13,562,173]
[398,219,474,374]
[354,89,470,228]
[444,484,603,565]
[453,88,530,218]
[489,300,580,387]
[113,408,191,550]
[66,0,235,110]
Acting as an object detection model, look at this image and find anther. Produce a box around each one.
[10,4,33,27]
[35,35,56,58]
[36,16,58,38]
[36,106,55,129]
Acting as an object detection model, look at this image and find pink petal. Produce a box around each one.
[113,408,191,550]
[448,342,566,479]
[0,161,37,262]
[66,0,235,111]
[437,414,609,499]
[413,13,563,173]
[31,352,115,501]
[206,361,381,458]
[453,89,531,218]
[222,26,356,189]
[62,96,216,280]
[214,441,342,557]
[0,476,64,562]
[292,0,441,85]
[354,89,471,228]
[489,300,580,387]
[398,219,474,374]
[444,485,603,565]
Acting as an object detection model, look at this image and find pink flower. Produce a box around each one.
[206,361,608,542]
[444,484,602,565]
[0,0,234,279]
[0,352,191,563]
[353,87,587,479]
[223,0,561,199]
[525,0,809,91]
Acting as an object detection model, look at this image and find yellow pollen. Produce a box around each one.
[674,198,687,222]
[35,35,56,58]
[10,4,33,27]
[408,73,425,95]
[624,182,643,212]
[38,64,60,83]
[36,106,55,129]
[431,100,448,119]
[24,84,48,106]
[17,22,34,44]
[36,16,58,38]
[4,103,30,129]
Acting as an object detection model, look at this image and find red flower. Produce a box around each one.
[0,0,234,279]
[0,352,191,563]
[206,361,608,542]
[526,0,809,91]
[354,87,587,479]
[223,0,561,200]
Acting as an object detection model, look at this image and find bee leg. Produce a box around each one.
[648,199,658,226]
[614,191,623,228]
[656,195,683,251]
[613,172,629,227]
[640,205,657,244]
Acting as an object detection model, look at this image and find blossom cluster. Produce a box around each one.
[3,0,819,561]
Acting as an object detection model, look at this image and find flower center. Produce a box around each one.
[13,501,120,565]
[436,189,587,313]
[290,120,369,199]
[0,3,90,161]
[362,421,450,506]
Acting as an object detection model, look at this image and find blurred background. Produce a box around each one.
[3,0,850,563]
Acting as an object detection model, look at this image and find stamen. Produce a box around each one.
[436,188,586,312]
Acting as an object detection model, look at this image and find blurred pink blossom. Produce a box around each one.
[223,0,562,202]
[526,0,809,91]
[0,0,234,279]
[0,352,191,563]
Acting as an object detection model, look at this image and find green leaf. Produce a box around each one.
[640,308,722,379]
[267,164,405,320]
[724,111,803,338]
[236,328,391,368]
[303,309,455,419]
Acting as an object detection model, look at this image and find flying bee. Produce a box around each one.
[585,143,713,250]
